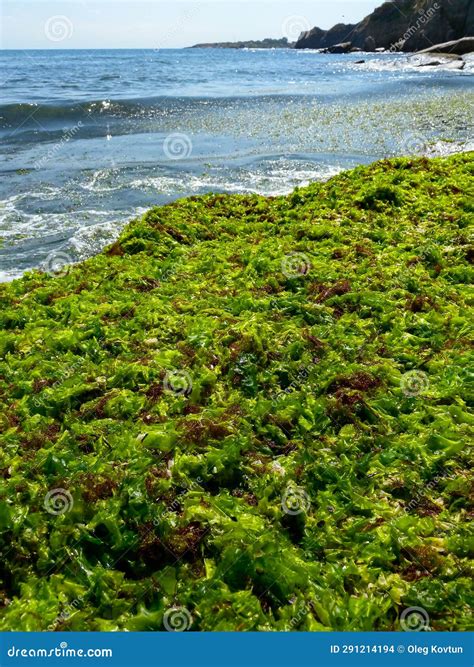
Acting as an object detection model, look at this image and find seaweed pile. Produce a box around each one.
[0,154,472,631]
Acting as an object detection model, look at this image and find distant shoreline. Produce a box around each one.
[189,38,291,50]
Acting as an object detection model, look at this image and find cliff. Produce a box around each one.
[295,0,474,52]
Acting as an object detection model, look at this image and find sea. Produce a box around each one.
[0,48,473,280]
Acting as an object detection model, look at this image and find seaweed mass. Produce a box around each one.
[0,154,472,631]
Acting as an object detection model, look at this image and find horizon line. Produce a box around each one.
[0,45,296,51]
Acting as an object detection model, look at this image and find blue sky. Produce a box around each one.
[1,1,381,49]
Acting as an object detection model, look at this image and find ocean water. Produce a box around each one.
[0,48,473,280]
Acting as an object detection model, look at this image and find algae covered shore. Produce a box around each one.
[0,154,473,631]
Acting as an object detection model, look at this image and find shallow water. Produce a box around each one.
[1,48,473,280]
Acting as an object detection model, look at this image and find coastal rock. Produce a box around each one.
[417,59,443,65]
[323,41,353,54]
[410,52,466,66]
[295,0,474,53]
[296,23,356,51]
[408,52,467,68]
[416,36,474,54]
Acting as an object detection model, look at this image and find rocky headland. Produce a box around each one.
[294,0,473,53]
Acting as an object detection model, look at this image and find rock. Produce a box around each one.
[294,0,474,53]
[296,23,356,50]
[418,59,443,66]
[445,59,466,69]
[416,52,462,59]
[325,41,353,54]
[416,36,474,55]
[350,47,363,52]
[409,54,445,66]
[408,52,466,68]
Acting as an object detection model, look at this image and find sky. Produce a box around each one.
[1,1,382,49]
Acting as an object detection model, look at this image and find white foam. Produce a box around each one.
[0,270,19,282]
[354,55,473,74]
[68,211,148,259]
[129,162,343,197]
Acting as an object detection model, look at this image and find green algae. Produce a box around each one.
[0,154,473,631]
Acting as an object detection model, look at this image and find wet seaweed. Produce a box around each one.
[0,154,472,631]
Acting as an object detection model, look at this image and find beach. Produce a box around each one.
[0,31,473,639]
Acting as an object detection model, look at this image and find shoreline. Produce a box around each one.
[2,143,473,285]
[1,48,472,283]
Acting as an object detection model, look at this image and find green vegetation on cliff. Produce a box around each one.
[0,154,473,631]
